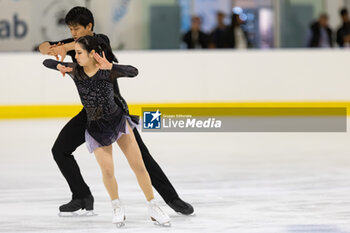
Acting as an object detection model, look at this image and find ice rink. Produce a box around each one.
[1,119,350,233]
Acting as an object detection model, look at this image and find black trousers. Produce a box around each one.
[52,109,179,203]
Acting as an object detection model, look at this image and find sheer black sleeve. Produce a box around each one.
[109,64,139,81]
[42,59,76,76]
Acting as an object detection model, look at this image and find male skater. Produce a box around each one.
[39,6,193,216]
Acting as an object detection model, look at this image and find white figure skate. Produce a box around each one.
[111,199,126,228]
[147,199,171,227]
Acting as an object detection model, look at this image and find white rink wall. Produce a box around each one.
[0,49,350,105]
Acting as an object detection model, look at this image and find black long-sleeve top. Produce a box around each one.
[49,34,133,115]
[43,59,138,121]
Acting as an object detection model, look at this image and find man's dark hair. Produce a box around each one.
[340,8,348,17]
[65,6,94,30]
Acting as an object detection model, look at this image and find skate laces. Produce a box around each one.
[113,206,123,215]
[111,200,124,215]
[113,203,123,214]
[149,201,167,218]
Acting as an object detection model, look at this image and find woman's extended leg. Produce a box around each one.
[117,122,154,201]
[94,145,119,200]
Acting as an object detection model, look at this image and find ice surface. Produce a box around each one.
[0,119,350,233]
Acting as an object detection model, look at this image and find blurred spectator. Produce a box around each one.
[183,16,210,49]
[209,12,227,48]
[223,13,251,49]
[336,8,350,47]
[307,13,333,48]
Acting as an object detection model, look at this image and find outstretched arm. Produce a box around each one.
[38,42,51,54]
[93,52,138,80]
[43,59,74,77]
[110,64,139,80]
[38,38,75,61]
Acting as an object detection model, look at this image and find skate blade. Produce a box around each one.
[176,211,196,216]
[58,210,97,217]
[114,222,125,228]
[113,216,126,228]
[151,217,171,227]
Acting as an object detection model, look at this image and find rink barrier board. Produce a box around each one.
[0,102,349,119]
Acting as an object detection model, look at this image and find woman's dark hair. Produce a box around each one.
[65,6,94,30]
[76,35,118,63]
[75,35,118,78]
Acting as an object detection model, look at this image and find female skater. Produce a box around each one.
[43,35,170,227]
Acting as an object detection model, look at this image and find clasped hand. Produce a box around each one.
[48,42,67,62]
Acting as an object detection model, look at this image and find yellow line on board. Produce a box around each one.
[0,105,84,119]
[0,102,349,119]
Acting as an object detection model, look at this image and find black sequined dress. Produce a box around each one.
[43,59,139,153]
